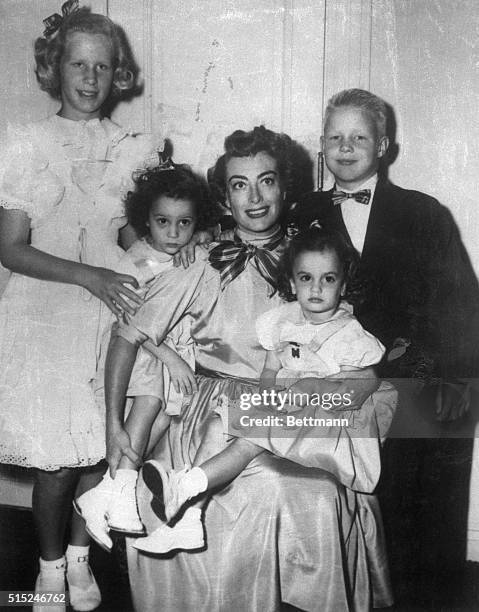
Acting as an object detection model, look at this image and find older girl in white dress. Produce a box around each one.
[0,5,155,610]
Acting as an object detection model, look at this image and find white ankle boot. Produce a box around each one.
[106,469,144,534]
[33,556,66,612]
[73,473,114,552]
[66,545,101,612]
[133,508,204,554]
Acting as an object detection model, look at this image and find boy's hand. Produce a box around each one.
[106,424,140,478]
[168,359,198,395]
[435,381,470,421]
[173,230,213,269]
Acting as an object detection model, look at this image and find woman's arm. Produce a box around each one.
[288,366,380,410]
[104,334,141,476]
[0,208,142,316]
[259,350,282,393]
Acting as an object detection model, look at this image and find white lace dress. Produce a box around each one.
[0,115,155,470]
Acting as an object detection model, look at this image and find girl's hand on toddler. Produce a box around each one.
[106,424,140,478]
[168,360,198,395]
[81,266,143,317]
[173,230,213,269]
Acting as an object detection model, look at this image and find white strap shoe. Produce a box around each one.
[66,554,101,612]
[33,557,66,612]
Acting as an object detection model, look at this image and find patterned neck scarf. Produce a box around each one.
[209,227,283,292]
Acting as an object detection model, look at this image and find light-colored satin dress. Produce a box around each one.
[119,229,394,611]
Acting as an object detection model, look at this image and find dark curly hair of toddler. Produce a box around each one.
[126,164,221,238]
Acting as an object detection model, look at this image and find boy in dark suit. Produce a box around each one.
[288,88,479,605]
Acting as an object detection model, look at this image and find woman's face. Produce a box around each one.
[225,152,285,236]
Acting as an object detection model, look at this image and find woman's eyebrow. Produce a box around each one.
[227,174,247,182]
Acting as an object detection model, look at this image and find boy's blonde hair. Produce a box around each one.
[324,89,387,138]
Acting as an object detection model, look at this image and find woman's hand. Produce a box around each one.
[81,266,143,317]
[218,229,235,242]
[167,358,198,395]
[106,423,140,478]
[173,230,213,269]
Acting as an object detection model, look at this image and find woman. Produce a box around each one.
[105,126,394,611]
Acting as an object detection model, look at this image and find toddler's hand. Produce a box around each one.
[82,266,142,317]
[168,359,198,395]
[106,425,140,478]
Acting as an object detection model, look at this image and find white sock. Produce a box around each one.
[113,468,138,485]
[66,544,89,561]
[178,467,208,500]
[101,471,114,484]
[39,556,66,571]
[179,507,202,524]
[111,468,138,494]
[66,545,92,588]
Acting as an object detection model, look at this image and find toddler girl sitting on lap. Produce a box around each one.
[75,162,218,550]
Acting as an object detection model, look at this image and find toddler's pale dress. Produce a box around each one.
[0,115,154,470]
[255,300,385,378]
[95,237,195,415]
[216,300,397,492]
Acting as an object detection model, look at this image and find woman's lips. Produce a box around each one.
[246,206,269,218]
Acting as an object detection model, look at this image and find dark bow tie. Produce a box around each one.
[332,189,371,206]
[209,231,283,292]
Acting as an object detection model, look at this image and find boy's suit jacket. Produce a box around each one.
[288,179,479,379]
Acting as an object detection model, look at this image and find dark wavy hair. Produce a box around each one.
[277,225,362,305]
[126,165,220,237]
[34,7,139,103]
[208,126,294,206]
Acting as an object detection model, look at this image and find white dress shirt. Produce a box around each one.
[337,174,378,254]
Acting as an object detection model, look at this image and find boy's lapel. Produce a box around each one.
[360,179,398,266]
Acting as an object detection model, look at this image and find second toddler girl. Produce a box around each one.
[74,162,218,550]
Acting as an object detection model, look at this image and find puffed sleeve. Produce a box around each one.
[0,123,64,226]
[116,251,210,346]
[255,304,289,350]
[328,319,385,368]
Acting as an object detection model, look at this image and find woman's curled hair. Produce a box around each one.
[277,224,363,306]
[34,7,139,102]
[209,126,294,205]
[126,164,220,237]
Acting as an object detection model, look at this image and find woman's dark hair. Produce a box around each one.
[277,224,362,305]
[208,126,294,205]
[126,165,220,237]
[34,7,139,104]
